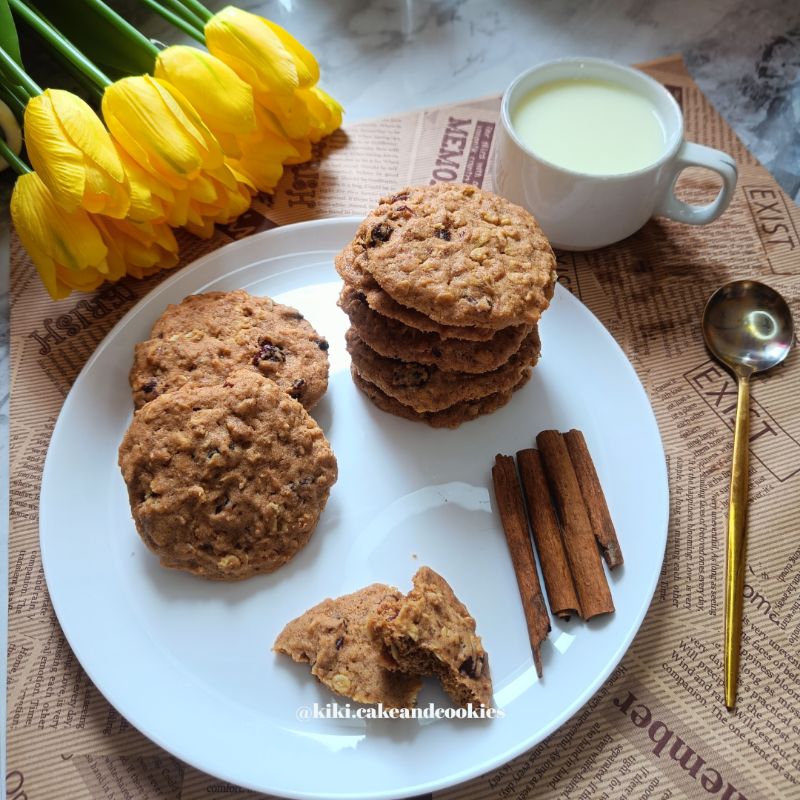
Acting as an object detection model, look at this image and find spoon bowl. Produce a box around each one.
[703,279,794,376]
[701,279,794,712]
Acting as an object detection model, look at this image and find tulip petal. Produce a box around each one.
[208,162,241,192]
[225,161,256,194]
[24,94,86,211]
[81,159,132,216]
[185,217,217,239]
[239,105,299,157]
[11,173,107,273]
[206,7,299,97]
[55,264,108,293]
[48,90,124,176]
[262,19,319,87]
[26,90,131,218]
[154,46,256,137]
[231,154,283,194]
[155,78,225,170]
[96,216,179,278]
[310,86,343,134]
[215,179,251,222]
[235,117,296,190]
[165,188,192,227]
[186,172,219,204]
[282,135,312,165]
[117,145,175,206]
[214,131,242,158]
[257,90,313,139]
[24,240,64,299]
[11,173,113,299]
[103,76,217,187]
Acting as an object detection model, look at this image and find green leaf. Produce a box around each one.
[31,0,156,79]
[0,0,24,67]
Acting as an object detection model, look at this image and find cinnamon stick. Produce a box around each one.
[517,448,581,619]
[564,429,624,568]
[492,454,550,677]
[536,430,614,619]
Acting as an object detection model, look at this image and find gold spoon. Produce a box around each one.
[702,280,794,711]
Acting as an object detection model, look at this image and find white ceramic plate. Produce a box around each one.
[40,217,668,800]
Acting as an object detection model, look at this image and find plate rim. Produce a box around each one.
[39,215,669,800]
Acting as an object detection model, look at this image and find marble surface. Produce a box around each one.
[0,3,798,772]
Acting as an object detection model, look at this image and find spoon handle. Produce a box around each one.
[724,374,750,711]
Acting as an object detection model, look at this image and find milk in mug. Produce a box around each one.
[511,78,668,175]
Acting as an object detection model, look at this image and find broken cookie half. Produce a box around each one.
[369,567,493,709]
[274,568,493,712]
[273,583,422,709]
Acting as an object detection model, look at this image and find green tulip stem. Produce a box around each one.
[174,0,212,24]
[0,134,31,174]
[74,0,160,59]
[139,0,205,44]
[9,0,114,87]
[0,45,41,95]
[149,0,207,33]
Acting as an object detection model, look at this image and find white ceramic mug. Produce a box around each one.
[493,57,738,250]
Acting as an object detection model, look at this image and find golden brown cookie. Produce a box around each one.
[338,184,556,329]
[336,246,496,341]
[352,367,531,428]
[118,369,337,580]
[274,584,422,708]
[346,326,540,412]
[369,567,493,708]
[340,286,531,373]
[130,290,329,410]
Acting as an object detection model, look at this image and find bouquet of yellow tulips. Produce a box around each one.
[0,0,343,299]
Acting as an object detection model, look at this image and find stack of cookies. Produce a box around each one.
[119,289,337,581]
[335,183,556,427]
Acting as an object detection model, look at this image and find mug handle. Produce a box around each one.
[655,142,737,225]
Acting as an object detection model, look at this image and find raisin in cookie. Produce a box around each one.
[340,286,531,373]
[130,290,329,410]
[339,184,556,329]
[369,567,493,708]
[118,369,337,580]
[346,327,540,413]
[274,584,422,708]
[351,367,531,428]
[336,244,496,342]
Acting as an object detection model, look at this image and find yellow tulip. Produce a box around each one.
[10,172,111,299]
[205,7,301,98]
[102,75,252,235]
[102,75,224,190]
[153,45,257,157]
[96,217,179,280]
[152,44,304,191]
[205,7,326,140]
[24,89,130,218]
